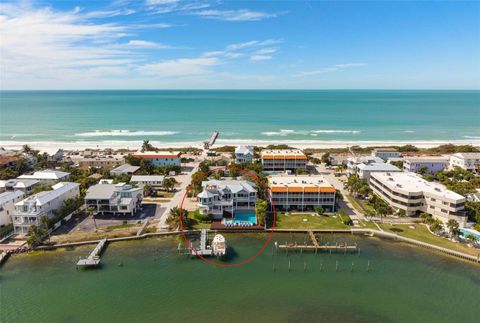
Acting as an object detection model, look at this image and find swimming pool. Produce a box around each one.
[460,228,480,241]
[234,209,257,224]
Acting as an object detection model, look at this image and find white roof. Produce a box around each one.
[130,175,165,182]
[0,191,24,205]
[18,170,69,180]
[198,190,216,198]
[356,162,400,172]
[453,152,480,159]
[16,182,79,206]
[0,179,39,189]
[404,156,450,163]
[268,175,334,188]
[235,145,254,155]
[111,164,140,173]
[85,184,116,200]
[371,172,464,201]
[201,179,257,194]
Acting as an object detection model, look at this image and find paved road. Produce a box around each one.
[314,163,365,220]
[157,158,202,230]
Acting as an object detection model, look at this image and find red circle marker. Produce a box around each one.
[179,165,276,267]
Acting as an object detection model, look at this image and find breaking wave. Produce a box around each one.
[261,129,360,136]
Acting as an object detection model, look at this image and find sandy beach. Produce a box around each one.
[1,139,479,154]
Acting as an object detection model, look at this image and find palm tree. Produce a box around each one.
[446,219,460,239]
[22,144,33,154]
[167,207,190,230]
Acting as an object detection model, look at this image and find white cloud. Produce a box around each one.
[137,57,219,77]
[293,63,367,77]
[254,48,277,55]
[126,40,171,48]
[83,8,136,19]
[250,55,272,61]
[192,9,278,21]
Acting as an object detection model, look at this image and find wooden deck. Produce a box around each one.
[277,230,358,251]
[210,220,264,231]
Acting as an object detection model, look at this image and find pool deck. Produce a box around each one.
[210,220,264,230]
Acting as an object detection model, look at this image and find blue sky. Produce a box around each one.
[1,0,479,89]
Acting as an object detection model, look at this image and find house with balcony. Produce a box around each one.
[449,152,480,172]
[347,156,401,181]
[132,151,181,167]
[235,145,254,164]
[12,182,80,235]
[197,180,257,220]
[260,149,307,172]
[403,156,449,173]
[0,191,25,227]
[85,183,143,216]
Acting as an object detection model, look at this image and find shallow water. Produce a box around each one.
[1,233,479,323]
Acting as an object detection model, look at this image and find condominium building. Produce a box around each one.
[197,180,257,219]
[12,182,80,235]
[449,152,480,172]
[347,156,400,181]
[77,156,124,170]
[18,170,70,185]
[371,148,401,161]
[132,151,182,167]
[260,149,307,172]
[268,175,336,212]
[0,191,25,227]
[85,183,143,216]
[369,172,467,227]
[403,156,449,173]
[235,145,254,164]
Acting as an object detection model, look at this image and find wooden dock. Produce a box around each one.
[204,131,219,149]
[277,230,357,252]
[76,238,107,268]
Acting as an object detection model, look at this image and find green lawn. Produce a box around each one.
[345,194,375,214]
[378,223,480,257]
[188,210,211,229]
[274,213,350,230]
[155,191,176,198]
[358,220,379,230]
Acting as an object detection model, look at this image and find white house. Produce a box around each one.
[403,156,450,173]
[370,172,467,227]
[371,148,401,161]
[130,175,164,189]
[18,170,70,185]
[0,179,40,195]
[0,191,25,227]
[235,146,254,164]
[85,183,143,216]
[197,180,257,219]
[110,164,140,176]
[347,156,401,181]
[12,182,80,235]
[132,151,181,167]
[449,152,480,172]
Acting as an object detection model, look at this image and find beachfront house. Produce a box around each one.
[132,151,181,167]
[235,145,254,164]
[0,191,25,227]
[0,156,21,169]
[12,182,80,235]
[403,156,449,173]
[347,156,400,181]
[268,175,336,212]
[371,148,401,161]
[85,183,143,216]
[0,179,40,195]
[110,163,140,176]
[18,170,70,185]
[449,153,480,172]
[369,172,467,227]
[130,175,165,189]
[260,149,307,172]
[197,180,257,220]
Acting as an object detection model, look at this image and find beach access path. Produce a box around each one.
[313,163,365,220]
[157,157,202,230]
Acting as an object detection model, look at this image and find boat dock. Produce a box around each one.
[204,131,219,149]
[178,230,226,257]
[76,238,107,268]
[277,230,357,252]
[193,229,213,256]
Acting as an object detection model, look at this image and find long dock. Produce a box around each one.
[204,131,219,149]
[193,229,213,256]
[76,238,107,268]
[277,230,357,252]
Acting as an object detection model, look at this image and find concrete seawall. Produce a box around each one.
[30,228,480,264]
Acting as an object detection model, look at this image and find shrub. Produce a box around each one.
[338,209,353,226]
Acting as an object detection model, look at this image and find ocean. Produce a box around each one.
[1,234,479,323]
[0,90,479,147]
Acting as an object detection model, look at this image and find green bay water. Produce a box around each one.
[1,234,479,323]
[0,90,479,144]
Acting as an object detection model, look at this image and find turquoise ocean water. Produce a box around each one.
[0,90,479,145]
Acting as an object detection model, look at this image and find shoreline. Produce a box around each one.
[1,139,480,154]
[27,229,480,265]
